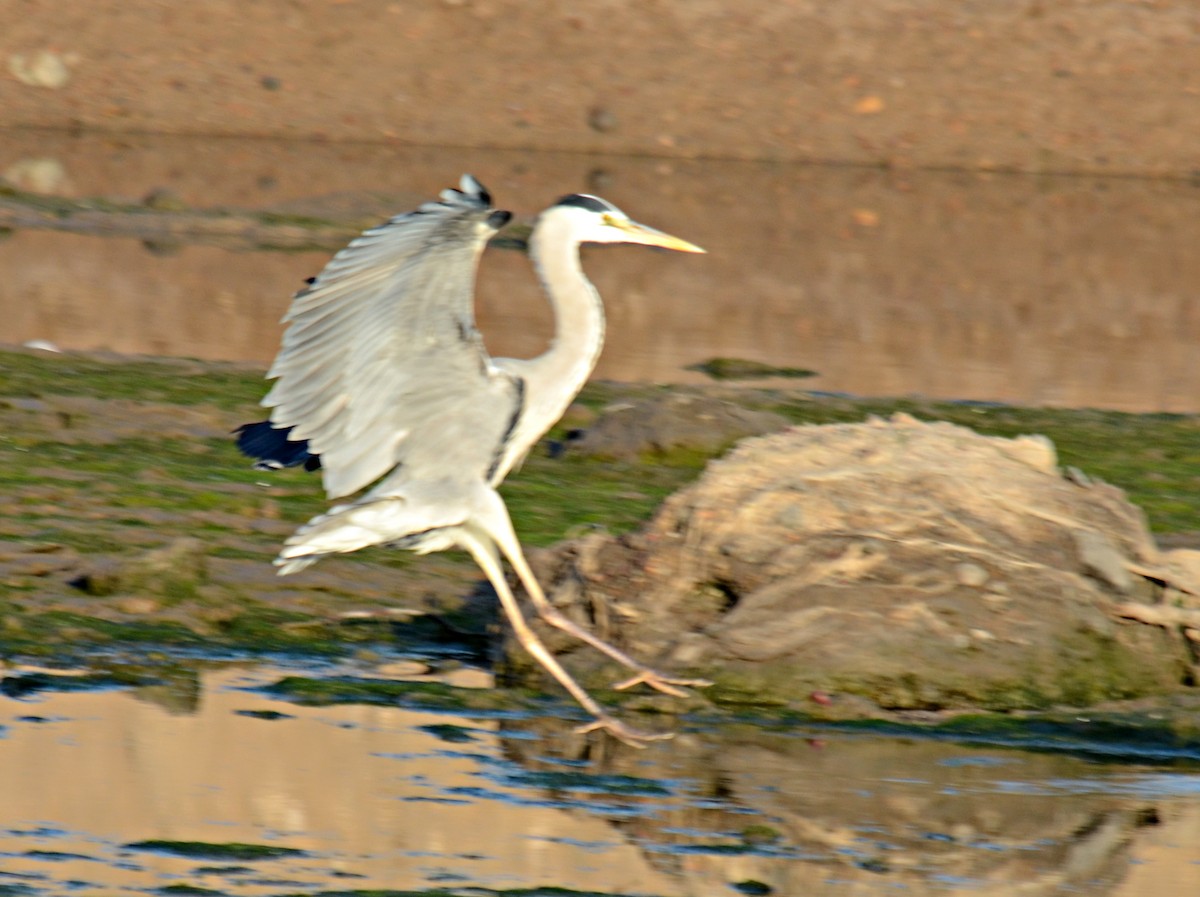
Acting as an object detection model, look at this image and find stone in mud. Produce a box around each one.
[565,392,788,461]
[512,415,1193,713]
[76,537,208,602]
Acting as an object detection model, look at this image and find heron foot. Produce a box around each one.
[574,714,676,748]
[612,670,714,699]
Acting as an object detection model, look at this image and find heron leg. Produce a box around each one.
[458,529,671,748]
[474,490,711,697]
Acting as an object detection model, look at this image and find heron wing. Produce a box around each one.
[262,175,518,499]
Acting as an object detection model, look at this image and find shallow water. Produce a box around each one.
[2,663,1199,897]
[5,131,1200,411]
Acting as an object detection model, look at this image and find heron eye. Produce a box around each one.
[601,213,621,228]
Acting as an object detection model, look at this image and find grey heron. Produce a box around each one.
[241,175,708,744]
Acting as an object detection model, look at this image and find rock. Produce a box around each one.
[513,415,1185,713]
[954,562,989,587]
[117,596,160,615]
[566,392,788,461]
[142,187,188,211]
[1073,528,1134,593]
[8,50,73,89]
[21,339,61,353]
[587,106,618,133]
[3,157,70,193]
[1160,548,1200,601]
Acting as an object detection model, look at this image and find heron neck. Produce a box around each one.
[528,221,606,397]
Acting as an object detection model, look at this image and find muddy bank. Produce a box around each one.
[3,2,1199,177]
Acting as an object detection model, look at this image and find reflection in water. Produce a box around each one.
[0,666,679,896]
[4,131,1200,411]
[504,718,1200,897]
[1,666,1198,896]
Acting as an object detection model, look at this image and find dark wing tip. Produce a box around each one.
[451,174,491,208]
[234,420,320,471]
[487,210,513,229]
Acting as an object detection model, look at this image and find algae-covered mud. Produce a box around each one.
[5,345,1200,664]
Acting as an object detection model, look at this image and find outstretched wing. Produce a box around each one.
[262,175,518,499]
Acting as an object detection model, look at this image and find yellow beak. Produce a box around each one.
[617,219,706,253]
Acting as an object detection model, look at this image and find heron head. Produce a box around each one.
[550,194,705,253]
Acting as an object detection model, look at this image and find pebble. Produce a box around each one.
[8,50,73,89]
[954,562,989,588]
[22,340,61,353]
[118,597,160,615]
[4,157,70,193]
[141,188,188,212]
[375,660,432,677]
[588,106,617,133]
[853,95,885,115]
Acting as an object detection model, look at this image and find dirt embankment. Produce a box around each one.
[2,1,1199,177]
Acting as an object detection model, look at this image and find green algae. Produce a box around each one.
[696,621,1186,717]
[731,881,774,896]
[714,688,1200,765]
[15,612,209,648]
[687,356,818,381]
[7,347,1200,547]
[0,668,156,698]
[235,708,294,720]
[1,608,360,660]
[0,350,263,410]
[124,839,306,860]
[264,675,528,714]
[492,768,672,798]
[418,723,478,743]
[932,711,1200,759]
[272,889,644,897]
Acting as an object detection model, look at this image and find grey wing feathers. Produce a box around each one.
[262,175,518,499]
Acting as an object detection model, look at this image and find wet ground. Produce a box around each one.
[1,660,1199,897]
[5,130,1200,895]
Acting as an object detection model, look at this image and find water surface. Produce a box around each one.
[4,131,1200,411]
[1,664,1198,896]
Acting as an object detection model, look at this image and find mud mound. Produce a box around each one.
[514,414,1196,713]
[565,393,788,460]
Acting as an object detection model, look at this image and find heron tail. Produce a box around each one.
[274,494,464,576]
[235,420,321,471]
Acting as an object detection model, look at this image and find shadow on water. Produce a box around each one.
[5,130,1200,411]
[2,664,1199,896]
